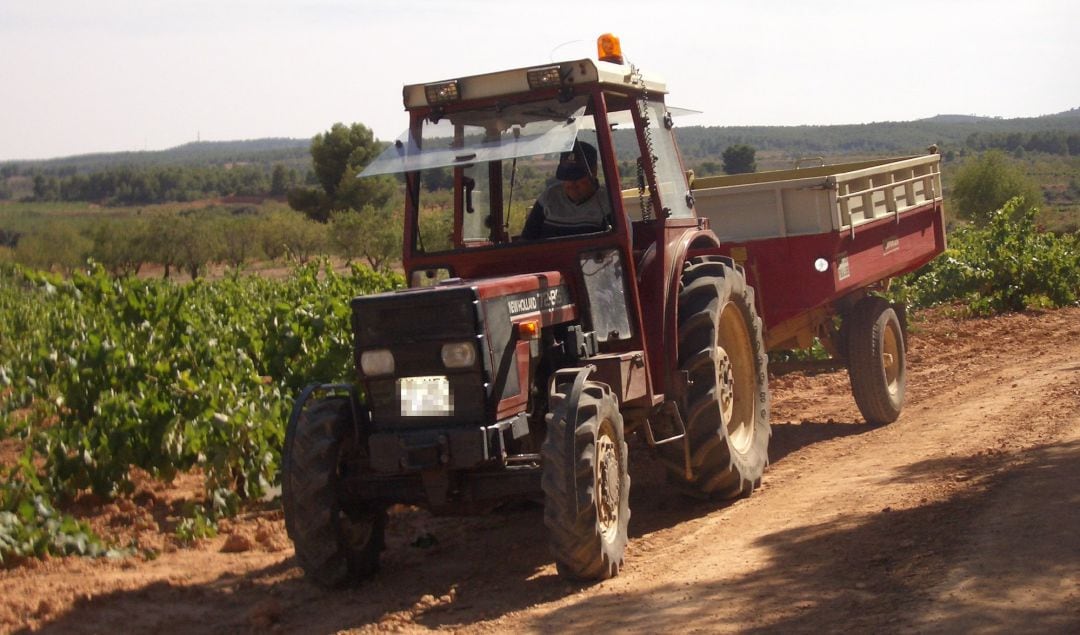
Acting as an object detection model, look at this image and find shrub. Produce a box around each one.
[893,198,1080,314]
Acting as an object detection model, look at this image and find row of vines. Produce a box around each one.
[0,261,403,563]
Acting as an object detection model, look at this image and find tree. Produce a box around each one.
[949,151,1043,226]
[697,160,722,176]
[218,215,263,274]
[32,174,60,201]
[282,215,326,264]
[270,164,295,196]
[258,210,325,263]
[721,144,757,175]
[349,204,401,268]
[146,212,222,280]
[327,209,365,264]
[89,218,152,277]
[288,122,397,222]
[14,222,90,274]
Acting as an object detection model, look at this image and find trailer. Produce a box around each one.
[690,153,946,422]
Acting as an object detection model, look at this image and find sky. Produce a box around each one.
[2,0,1078,161]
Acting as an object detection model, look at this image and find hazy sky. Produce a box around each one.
[2,0,1078,161]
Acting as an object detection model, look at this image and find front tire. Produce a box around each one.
[541,381,630,580]
[846,296,906,424]
[664,256,770,499]
[283,396,385,588]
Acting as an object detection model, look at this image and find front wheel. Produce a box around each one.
[541,381,630,580]
[845,296,906,424]
[283,396,385,588]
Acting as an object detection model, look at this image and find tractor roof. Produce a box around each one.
[402,58,667,109]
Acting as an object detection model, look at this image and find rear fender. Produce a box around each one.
[661,229,722,391]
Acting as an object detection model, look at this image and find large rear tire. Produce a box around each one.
[283,397,385,588]
[541,381,630,580]
[663,256,770,499]
[846,296,906,424]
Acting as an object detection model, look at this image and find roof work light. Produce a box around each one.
[597,33,623,64]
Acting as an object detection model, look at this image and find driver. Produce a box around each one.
[520,140,612,239]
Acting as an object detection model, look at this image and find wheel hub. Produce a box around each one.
[716,348,735,424]
[883,323,901,395]
[595,428,620,541]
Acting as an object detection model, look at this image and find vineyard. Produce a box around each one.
[1,191,1078,568]
[0,261,403,562]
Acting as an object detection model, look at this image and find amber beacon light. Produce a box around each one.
[597,33,623,64]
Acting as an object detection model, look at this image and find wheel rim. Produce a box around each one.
[716,301,756,454]
[595,419,622,543]
[882,320,902,396]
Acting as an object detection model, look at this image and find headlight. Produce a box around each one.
[441,342,476,369]
[360,349,395,376]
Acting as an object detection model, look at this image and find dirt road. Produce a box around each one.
[3,307,1078,634]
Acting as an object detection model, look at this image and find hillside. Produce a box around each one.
[672,109,1080,160]
[2,108,1077,181]
[0,138,312,174]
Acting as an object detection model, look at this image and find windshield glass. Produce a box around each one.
[360,96,588,177]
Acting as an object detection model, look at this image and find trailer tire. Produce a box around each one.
[664,256,770,499]
[846,296,906,424]
[542,381,630,580]
[283,397,385,588]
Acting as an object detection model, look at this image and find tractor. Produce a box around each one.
[282,34,770,587]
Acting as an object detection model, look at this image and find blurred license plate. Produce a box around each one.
[399,375,453,416]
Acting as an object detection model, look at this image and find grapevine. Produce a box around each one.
[0,261,403,561]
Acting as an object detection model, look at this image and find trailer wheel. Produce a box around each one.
[846,297,906,424]
[283,397,385,588]
[664,256,770,499]
[542,381,630,580]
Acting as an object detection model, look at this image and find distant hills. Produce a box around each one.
[919,108,1080,124]
[671,108,1080,160]
[3,108,1078,173]
[918,114,998,124]
[1,139,312,174]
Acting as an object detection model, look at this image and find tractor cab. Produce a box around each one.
[360,34,703,400]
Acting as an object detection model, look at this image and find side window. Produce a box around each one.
[644,100,694,219]
[416,168,454,252]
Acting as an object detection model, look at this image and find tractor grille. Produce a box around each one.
[352,285,488,429]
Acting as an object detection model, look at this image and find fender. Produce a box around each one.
[661,228,722,396]
[549,364,597,515]
[288,382,368,437]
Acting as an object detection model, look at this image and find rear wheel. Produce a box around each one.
[283,397,385,588]
[541,381,630,580]
[663,256,770,499]
[846,296,906,424]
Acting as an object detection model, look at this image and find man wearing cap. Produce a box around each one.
[521,140,613,240]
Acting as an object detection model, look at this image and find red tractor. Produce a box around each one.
[282,34,943,587]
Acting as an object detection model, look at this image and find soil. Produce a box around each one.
[2,306,1079,634]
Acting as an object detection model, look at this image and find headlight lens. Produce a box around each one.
[360,349,395,376]
[441,342,476,369]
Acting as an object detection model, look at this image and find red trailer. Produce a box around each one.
[688,155,946,423]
